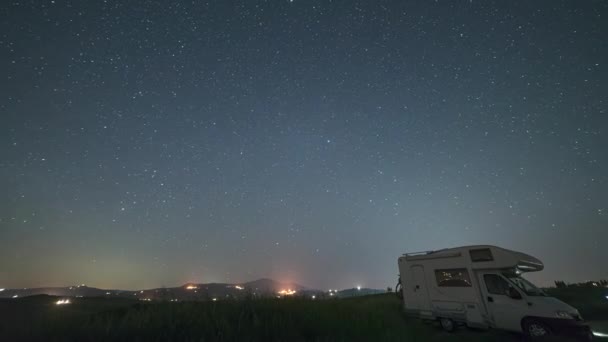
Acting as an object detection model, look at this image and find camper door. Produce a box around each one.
[410,265,431,313]
[478,272,527,332]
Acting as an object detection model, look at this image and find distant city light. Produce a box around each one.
[329,293,334,296]
[357,286,361,291]
[186,285,198,290]
[140,298,152,302]
[0,288,4,292]
[311,295,316,299]
[278,289,296,296]
[234,285,244,290]
[12,295,18,298]
[212,298,217,301]
[56,299,71,305]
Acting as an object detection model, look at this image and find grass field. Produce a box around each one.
[0,289,606,341]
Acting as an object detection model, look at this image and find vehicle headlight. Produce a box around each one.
[555,311,574,319]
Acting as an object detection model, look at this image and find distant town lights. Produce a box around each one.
[357,286,361,291]
[234,285,244,290]
[56,299,71,305]
[186,285,198,290]
[0,288,4,292]
[278,289,296,296]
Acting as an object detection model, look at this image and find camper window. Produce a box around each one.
[503,273,545,296]
[435,268,472,287]
[483,274,511,295]
[469,248,494,262]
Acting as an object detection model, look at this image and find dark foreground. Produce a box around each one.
[0,289,606,342]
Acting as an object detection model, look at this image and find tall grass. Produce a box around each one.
[1,291,603,341]
[0,294,484,341]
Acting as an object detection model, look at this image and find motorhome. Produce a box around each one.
[397,245,592,340]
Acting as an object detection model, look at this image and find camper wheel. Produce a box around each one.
[522,319,551,338]
[439,318,455,332]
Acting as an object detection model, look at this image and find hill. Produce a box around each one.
[0,278,317,301]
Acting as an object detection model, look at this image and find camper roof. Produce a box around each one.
[402,245,544,272]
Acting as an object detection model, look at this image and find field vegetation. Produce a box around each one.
[0,288,605,341]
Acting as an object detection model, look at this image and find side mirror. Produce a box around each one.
[508,287,522,300]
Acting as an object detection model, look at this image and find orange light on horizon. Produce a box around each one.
[186,285,199,290]
[278,289,296,296]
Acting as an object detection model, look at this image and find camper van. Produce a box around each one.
[397,245,592,340]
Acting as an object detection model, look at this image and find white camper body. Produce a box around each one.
[397,245,591,339]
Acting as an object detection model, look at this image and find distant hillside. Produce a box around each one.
[0,285,136,299]
[0,280,385,301]
[0,279,313,300]
[335,288,386,298]
[243,278,308,293]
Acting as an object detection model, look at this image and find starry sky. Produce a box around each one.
[1,0,607,291]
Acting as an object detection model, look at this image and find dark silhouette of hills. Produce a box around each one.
[0,279,316,300]
[0,279,384,301]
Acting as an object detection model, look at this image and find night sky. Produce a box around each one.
[1,1,607,291]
